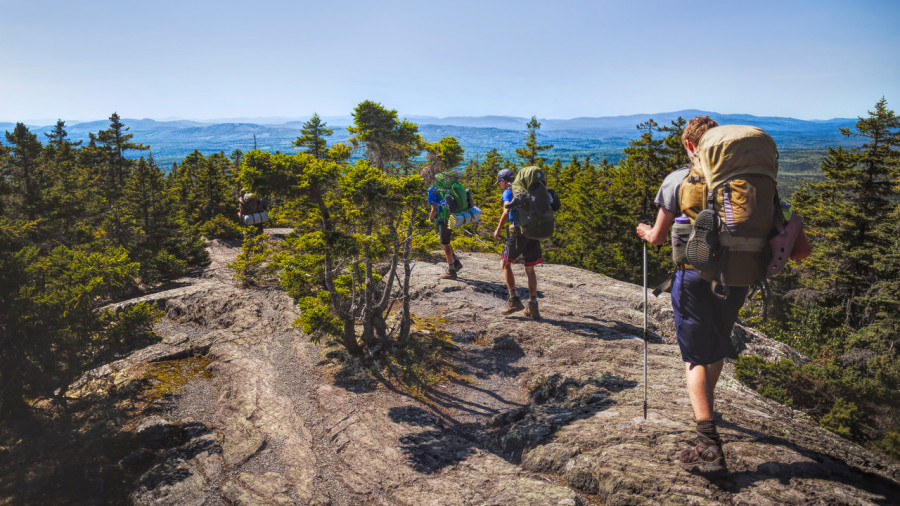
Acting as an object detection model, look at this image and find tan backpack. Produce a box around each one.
[678,125,780,296]
[239,193,260,216]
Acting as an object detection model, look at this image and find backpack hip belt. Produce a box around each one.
[717,232,767,252]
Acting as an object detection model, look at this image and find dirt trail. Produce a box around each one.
[22,236,900,504]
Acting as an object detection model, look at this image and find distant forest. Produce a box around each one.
[0,111,860,197]
[1,99,897,460]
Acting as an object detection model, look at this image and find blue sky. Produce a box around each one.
[1,0,898,123]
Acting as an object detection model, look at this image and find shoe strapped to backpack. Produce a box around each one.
[686,209,719,271]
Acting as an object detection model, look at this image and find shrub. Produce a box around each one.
[199,214,242,240]
[819,398,866,441]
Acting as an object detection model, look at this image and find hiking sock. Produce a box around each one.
[696,419,719,440]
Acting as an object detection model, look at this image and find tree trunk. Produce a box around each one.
[398,209,418,342]
[341,319,361,356]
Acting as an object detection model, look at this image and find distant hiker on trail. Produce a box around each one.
[637,115,774,474]
[493,167,554,320]
[238,188,268,235]
[427,173,467,280]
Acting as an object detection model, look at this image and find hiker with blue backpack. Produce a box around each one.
[493,167,558,320]
[637,115,794,474]
[428,172,478,280]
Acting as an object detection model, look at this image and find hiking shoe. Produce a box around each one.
[524,299,541,320]
[440,269,457,280]
[453,257,463,272]
[502,296,525,315]
[678,432,727,474]
[686,209,719,270]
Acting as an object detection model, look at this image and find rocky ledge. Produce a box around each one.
[6,236,898,505]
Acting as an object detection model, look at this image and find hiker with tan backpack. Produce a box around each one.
[238,188,269,235]
[636,116,805,474]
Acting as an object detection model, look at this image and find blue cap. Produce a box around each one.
[494,168,515,184]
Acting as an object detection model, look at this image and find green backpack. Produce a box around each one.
[510,166,555,240]
[434,172,470,214]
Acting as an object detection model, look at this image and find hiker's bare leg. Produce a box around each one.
[443,244,454,264]
[685,359,723,421]
[524,265,537,298]
[501,258,516,296]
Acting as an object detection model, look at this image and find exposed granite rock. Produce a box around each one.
[21,239,897,505]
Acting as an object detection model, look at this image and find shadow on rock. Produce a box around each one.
[491,373,637,463]
[710,420,900,501]
[462,278,543,302]
[390,406,480,474]
[135,422,221,490]
[460,333,527,380]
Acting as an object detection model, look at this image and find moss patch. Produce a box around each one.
[144,355,213,400]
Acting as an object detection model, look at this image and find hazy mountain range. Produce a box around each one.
[1,110,859,167]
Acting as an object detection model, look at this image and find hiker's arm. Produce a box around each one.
[429,204,437,222]
[493,208,510,240]
[637,207,675,246]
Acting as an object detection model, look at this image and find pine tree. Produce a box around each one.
[292,113,334,160]
[791,98,900,335]
[515,115,552,167]
[96,113,147,199]
[422,136,464,184]
[348,100,423,174]
[123,156,171,246]
[3,123,45,221]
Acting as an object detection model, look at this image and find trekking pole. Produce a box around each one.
[643,243,648,420]
[461,227,504,256]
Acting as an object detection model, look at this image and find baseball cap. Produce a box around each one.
[494,168,515,184]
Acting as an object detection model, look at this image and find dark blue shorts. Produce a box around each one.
[671,269,748,366]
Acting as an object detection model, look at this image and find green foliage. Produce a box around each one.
[738,99,900,458]
[292,113,334,160]
[228,233,271,286]
[734,356,829,411]
[516,116,553,167]
[100,302,165,349]
[879,432,900,460]
[820,398,865,441]
[199,214,242,240]
[348,100,424,174]
[293,295,342,343]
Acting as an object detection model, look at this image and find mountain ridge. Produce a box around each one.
[1,111,859,167]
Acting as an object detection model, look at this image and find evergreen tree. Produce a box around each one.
[516,115,552,167]
[347,100,423,174]
[192,152,234,223]
[422,136,464,183]
[122,156,171,245]
[292,113,334,160]
[791,98,900,336]
[3,123,45,221]
[95,113,147,198]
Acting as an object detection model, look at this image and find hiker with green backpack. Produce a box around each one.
[636,116,783,474]
[427,172,475,280]
[492,167,558,320]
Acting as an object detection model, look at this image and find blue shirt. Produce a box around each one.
[501,187,518,226]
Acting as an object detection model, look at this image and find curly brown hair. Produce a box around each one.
[681,116,719,146]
